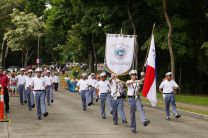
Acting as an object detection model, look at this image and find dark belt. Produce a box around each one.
[128,96,135,98]
[163,92,173,94]
[34,90,45,91]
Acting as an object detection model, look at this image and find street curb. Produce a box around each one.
[142,102,208,121]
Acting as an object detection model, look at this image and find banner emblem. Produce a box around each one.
[105,34,136,75]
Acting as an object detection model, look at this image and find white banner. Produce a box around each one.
[105,34,136,75]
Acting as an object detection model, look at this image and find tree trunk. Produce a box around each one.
[92,33,97,73]
[179,64,182,94]
[127,0,138,70]
[163,0,175,80]
[3,43,9,67]
[0,39,5,67]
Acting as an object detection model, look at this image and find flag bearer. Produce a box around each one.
[25,69,34,110]
[44,70,53,105]
[87,73,97,105]
[126,70,150,133]
[96,72,112,119]
[77,73,90,111]
[109,74,127,125]
[17,68,26,105]
[32,68,48,120]
[159,72,181,120]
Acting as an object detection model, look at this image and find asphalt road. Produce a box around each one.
[0,89,208,138]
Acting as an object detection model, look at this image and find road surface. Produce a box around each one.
[0,89,208,138]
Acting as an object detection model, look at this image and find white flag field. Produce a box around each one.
[105,34,136,75]
[142,34,157,107]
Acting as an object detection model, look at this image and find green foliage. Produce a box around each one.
[4,9,44,51]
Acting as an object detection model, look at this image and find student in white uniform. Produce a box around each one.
[109,74,127,125]
[17,68,26,105]
[32,68,48,120]
[159,72,181,120]
[25,69,34,110]
[96,72,111,119]
[87,73,97,105]
[77,73,91,111]
[126,70,150,133]
[53,73,59,91]
[44,70,54,105]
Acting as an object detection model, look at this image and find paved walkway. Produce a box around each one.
[0,89,207,138]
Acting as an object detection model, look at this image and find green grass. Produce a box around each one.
[141,93,208,115]
[156,93,208,106]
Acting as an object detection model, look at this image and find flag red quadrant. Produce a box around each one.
[142,34,157,107]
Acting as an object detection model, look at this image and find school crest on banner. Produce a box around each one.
[105,34,136,75]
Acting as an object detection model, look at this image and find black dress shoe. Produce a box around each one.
[175,114,181,118]
[122,120,128,123]
[51,100,54,103]
[43,112,48,117]
[166,117,171,120]
[88,102,92,106]
[32,104,35,108]
[114,122,118,125]
[110,111,113,115]
[37,116,41,120]
[131,129,137,133]
[143,120,150,126]
[24,101,27,104]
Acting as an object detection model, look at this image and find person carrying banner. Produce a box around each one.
[109,74,127,125]
[95,72,112,119]
[159,72,181,120]
[126,70,150,133]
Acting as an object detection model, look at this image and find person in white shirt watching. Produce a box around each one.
[159,72,181,120]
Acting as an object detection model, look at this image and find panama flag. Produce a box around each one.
[142,33,157,107]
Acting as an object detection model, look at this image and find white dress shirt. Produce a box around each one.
[87,78,97,88]
[53,75,59,83]
[159,80,179,94]
[126,80,140,96]
[32,76,45,91]
[44,76,53,86]
[76,79,89,92]
[25,76,33,88]
[17,74,26,85]
[96,80,110,95]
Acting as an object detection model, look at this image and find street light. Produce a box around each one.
[98,22,102,27]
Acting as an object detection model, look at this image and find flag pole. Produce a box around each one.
[142,23,156,72]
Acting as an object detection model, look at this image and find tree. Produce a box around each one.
[163,0,175,80]
[4,9,45,67]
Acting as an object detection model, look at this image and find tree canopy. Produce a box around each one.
[0,0,208,94]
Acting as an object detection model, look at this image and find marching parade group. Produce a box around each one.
[76,70,181,133]
[0,67,59,120]
[0,66,182,133]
